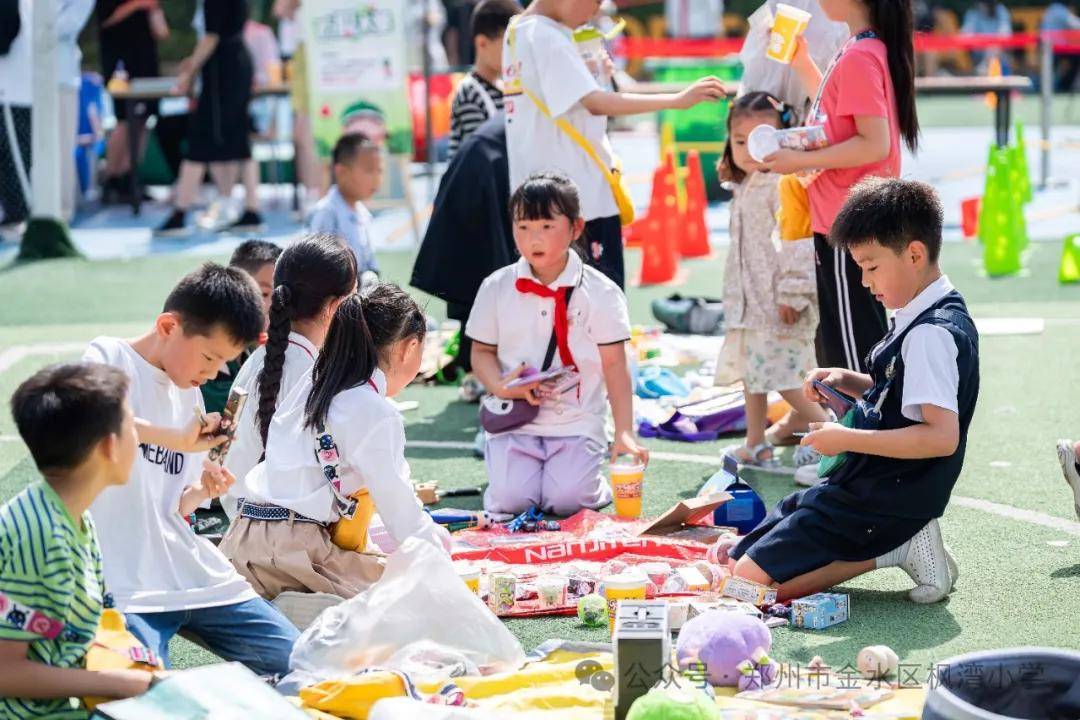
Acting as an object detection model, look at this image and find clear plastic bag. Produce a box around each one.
[738,0,850,119]
[282,537,525,692]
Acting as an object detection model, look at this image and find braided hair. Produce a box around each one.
[256,235,357,446]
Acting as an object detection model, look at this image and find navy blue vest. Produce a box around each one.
[827,291,980,519]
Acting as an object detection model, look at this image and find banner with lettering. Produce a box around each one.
[299,0,412,158]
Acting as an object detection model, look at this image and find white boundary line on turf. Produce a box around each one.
[0,342,87,374]
[405,440,1080,537]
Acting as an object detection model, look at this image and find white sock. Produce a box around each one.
[875,539,911,569]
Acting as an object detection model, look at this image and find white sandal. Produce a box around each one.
[722,442,792,474]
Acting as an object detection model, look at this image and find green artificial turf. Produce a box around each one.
[1,240,1079,676]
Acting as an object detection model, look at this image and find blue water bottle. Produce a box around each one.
[700,455,767,534]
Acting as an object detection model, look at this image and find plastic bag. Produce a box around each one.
[738,0,850,118]
[283,537,525,691]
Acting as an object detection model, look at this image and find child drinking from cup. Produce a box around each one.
[715,92,830,471]
[762,0,919,375]
[468,173,648,516]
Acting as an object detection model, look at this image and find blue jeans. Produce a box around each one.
[126,598,299,677]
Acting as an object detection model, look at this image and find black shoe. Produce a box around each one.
[226,210,266,234]
[154,209,189,237]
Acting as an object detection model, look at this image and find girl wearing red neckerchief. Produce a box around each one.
[467,173,649,516]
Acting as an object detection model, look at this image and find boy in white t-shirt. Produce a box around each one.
[83,263,299,675]
[502,0,728,289]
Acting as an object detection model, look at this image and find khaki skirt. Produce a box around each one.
[220,515,385,600]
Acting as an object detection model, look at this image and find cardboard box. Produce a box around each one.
[686,598,763,622]
[674,566,710,592]
[639,493,732,538]
[790,592,849,629]
[720,576,778,607]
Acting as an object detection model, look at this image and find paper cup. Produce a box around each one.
[456,564,480,594]
[767,3,812,64]
[537,576,568,610]
[610,460,645,518]
[604,572,647,633]
[748,124,781,163]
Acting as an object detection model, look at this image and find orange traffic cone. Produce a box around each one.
[960,196,980,240]
[679,150,711,258]
[622,215,647,249]
[638,162,679,285]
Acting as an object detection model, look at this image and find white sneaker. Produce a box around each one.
[794,464,824,487]
[898,519,954,604]
[1055,440,1080,520]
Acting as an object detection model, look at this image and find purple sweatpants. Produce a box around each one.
[483,434,613,516]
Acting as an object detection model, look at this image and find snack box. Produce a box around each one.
[790,592,849,630]
[720,576,778,607]
[687,598,763,621]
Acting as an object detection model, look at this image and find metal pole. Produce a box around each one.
[422,0,435,201]
[31,0,62,220]
[1040,30,1052,189]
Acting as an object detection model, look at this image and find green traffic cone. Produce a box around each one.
[1059,233,1080,284]
[1013,122,1033,205]
[977,147,1009,246]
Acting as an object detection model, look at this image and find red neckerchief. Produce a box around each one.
[289,339,315,360]
[514,278,575,368]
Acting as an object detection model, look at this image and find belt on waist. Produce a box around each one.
[236,498,326,526]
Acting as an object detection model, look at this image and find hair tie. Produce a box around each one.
[273,284,292,307]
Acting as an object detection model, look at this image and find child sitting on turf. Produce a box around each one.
[0,363,151,717]
[223,235,358,518]
[221,284,451,600]
[83,263,299,674]
[730,178,979,605]
[714,92,830,473]
[200,239,283,415]
[468,173,649,516]
[448,0,520,160]
[307,133,383,285]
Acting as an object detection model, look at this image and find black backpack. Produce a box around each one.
[0,0,21,57]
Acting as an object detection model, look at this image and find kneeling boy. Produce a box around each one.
[730,178,979,604]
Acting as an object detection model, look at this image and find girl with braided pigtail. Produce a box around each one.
[221,235,357,518]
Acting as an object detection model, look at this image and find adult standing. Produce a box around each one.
[156,0,256,236]
[96,0,168,201]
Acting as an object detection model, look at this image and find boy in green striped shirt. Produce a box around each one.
[0,363,153,718]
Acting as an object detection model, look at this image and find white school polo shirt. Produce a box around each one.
[83,338,256,613]
[223,332,318,519]
[466,252,632,443]
[503,14,618,222]
[869,275,961,423]
[244,369,449,552]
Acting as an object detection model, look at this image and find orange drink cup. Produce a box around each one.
[610,458,645,518]
[603,572,647,633]
[767,3,812,64]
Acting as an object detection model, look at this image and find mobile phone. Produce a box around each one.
[207,388,248,466]
[504,367,571,389]
[812,380,855,417]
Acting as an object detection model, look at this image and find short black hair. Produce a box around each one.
[12,363,129,472]
[472,0,520,40]
[332,132,379,167]
[163,262,264,345]
[229,240,282,276]
[830,177,943,262]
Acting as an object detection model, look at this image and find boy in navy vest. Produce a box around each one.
[729,178,979,605]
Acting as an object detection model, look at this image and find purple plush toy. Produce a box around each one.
[675,612,779,690]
